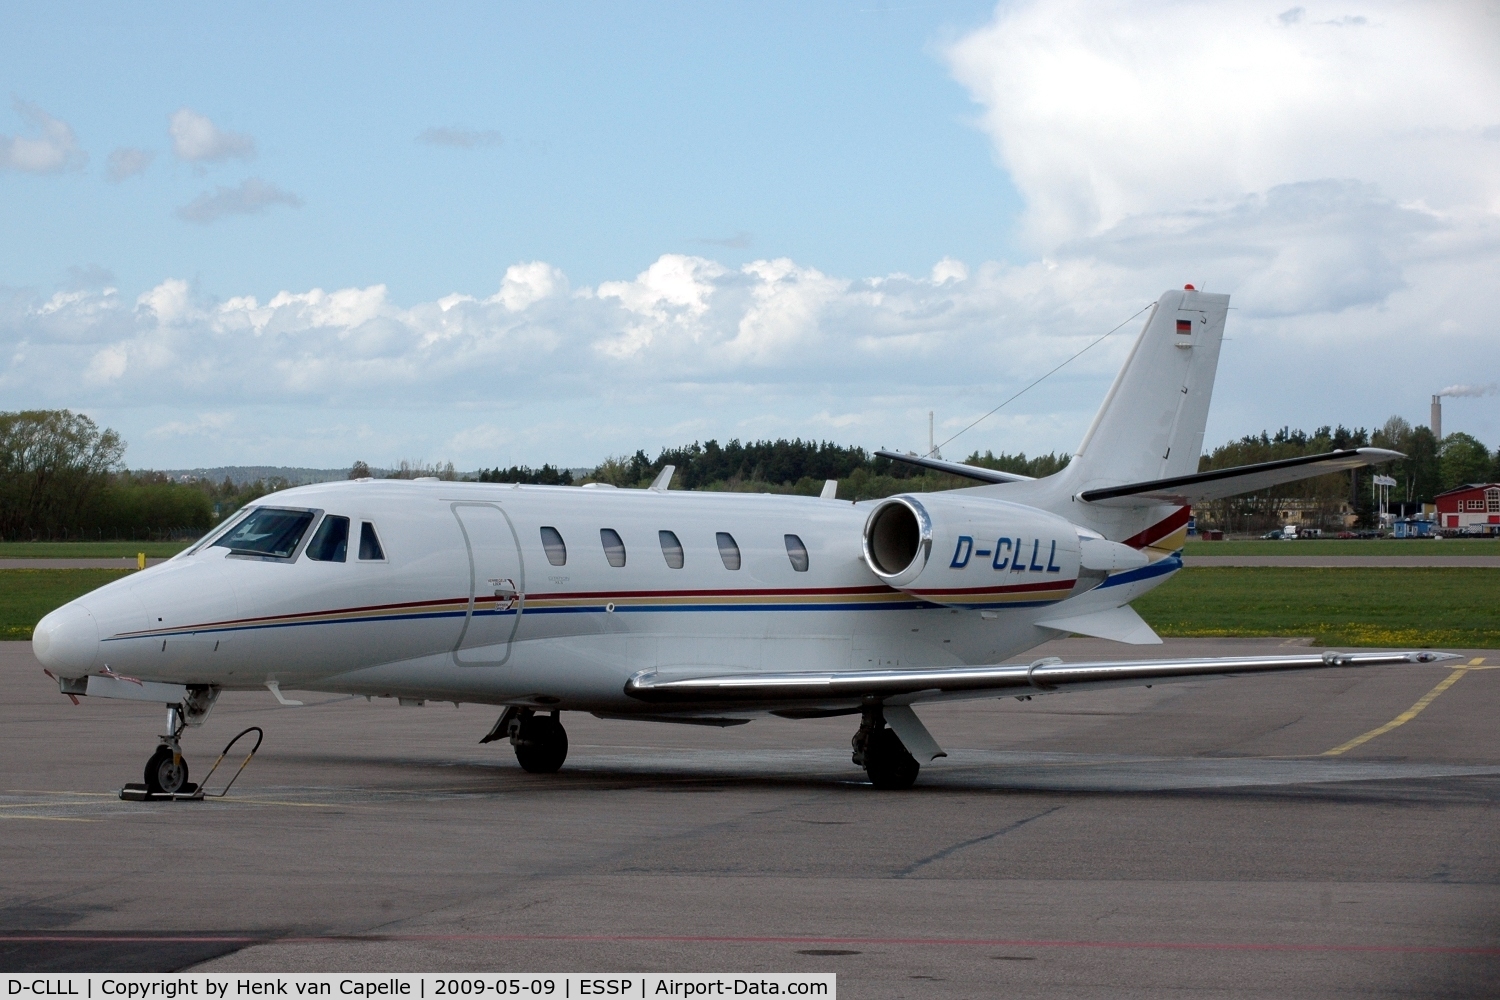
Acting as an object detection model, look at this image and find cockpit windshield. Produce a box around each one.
[212,507,316,559]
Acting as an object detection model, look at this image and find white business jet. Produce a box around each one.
[33,286,1447,792]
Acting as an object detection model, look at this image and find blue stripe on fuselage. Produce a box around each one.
[1097,552,1183,589]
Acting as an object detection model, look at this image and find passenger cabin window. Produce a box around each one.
[784,534,809,572]
[600,528,627,567]
[659,530,684,569]
[358,521,386,561]
[716,531,741,571]
[540,526,567,566]
[306,515,349,562]
[213,507,315,559]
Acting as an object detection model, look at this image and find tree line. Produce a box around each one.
[1195,418,1500,531]
[2,408,1495,541]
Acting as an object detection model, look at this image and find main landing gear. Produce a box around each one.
[852,706,920,790]
[482,707,569,773]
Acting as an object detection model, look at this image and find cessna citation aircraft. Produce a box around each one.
[33,286,1451,791]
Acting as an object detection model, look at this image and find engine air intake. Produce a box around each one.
[862,497,932,586]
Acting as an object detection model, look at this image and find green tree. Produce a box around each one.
[1439,432,1493,491]
[0,410,125,539]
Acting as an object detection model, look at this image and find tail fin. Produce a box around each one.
[1061,287,1229,494]
[973,287,1229,548]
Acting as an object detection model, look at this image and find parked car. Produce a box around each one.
[1337,531,1356,539]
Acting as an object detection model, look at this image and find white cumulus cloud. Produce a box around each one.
[0,101,87,173]
[944,0,1500,248]
[5,243,1494,470]
[169,108,256,163]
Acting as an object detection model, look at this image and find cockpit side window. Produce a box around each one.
[358,521,386,561]
[212,507,316,559]
[540,526,567,566]
[306,515,349,562]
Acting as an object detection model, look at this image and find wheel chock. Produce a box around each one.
[119,782,202,802]
[119,727,263,802]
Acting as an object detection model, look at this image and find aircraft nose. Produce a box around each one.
[32,603,100,674]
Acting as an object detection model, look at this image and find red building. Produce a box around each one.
[1434,483,1500,534]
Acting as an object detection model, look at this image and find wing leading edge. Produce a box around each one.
[625,649,1456,708]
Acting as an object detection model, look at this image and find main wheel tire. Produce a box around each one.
[144,745,189,795]
[863,727,919,790]
[514,715,568,774]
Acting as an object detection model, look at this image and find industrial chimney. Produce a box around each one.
[1431,394,1442,440]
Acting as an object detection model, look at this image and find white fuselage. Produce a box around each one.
[36,478,1180,716]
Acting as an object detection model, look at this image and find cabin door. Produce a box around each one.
[451,502,525,666]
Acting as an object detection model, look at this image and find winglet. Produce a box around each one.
[649,465,676,491]
[820,479,838,500]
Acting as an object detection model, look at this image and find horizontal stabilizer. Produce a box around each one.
[875,450,1034,484]
[1079,448,1402,507]
[1035,605,1162,645]
[625,649,1455,706]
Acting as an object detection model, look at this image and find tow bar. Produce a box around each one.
[120,726,264,802]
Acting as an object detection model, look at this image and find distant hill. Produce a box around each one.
[152,466,356,486]
[151,465,599,486]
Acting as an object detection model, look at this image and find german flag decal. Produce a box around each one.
[1176,319,1192,334]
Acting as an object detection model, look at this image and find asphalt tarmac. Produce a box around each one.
[3,637,1497,998]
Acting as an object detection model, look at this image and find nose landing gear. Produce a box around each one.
[142,704,196,795]
[120,687,260,802]
[482,707,569,773]
[145,745,191,795]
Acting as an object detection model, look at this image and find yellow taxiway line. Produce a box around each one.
[1322,657,1485,756]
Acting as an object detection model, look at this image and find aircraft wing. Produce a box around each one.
[874,449,1034,484]
[1078,448,1402,506]
[625,649,1455,709]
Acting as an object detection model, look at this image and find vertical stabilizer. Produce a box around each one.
[1061,287,1229,495]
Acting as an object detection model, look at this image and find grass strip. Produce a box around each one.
[1182,538,1498,556]
[1,569,133,639]
[1133,567,1500,649]
[0,541,192,559]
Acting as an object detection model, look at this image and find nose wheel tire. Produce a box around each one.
[863,727,920,790]
[514,715,568,774]
[144,745,190,795]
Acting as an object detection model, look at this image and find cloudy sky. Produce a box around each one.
[2,1,1497,471]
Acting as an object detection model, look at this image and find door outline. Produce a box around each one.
[451,501,526,666]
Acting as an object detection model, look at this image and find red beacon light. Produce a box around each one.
[1184,284,1195,290]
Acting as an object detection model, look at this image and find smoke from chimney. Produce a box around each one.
[1437,383,1498,399]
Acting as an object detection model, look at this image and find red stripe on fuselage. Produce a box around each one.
[909,579,1075,597]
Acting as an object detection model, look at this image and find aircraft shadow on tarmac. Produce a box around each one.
[232,746,1500,803]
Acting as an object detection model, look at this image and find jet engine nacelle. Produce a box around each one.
[861,494,1088,610]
